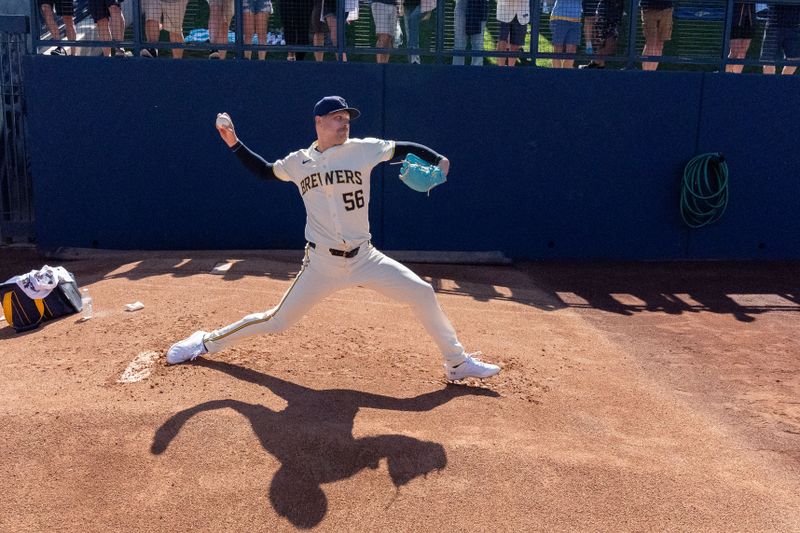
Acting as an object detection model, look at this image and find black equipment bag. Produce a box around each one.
[1,273,82,332]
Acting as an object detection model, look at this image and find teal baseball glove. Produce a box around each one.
[398,154,447,194]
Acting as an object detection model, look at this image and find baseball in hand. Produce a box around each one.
[216,113,232,129]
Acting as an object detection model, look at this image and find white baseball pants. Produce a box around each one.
[203,243,467,364]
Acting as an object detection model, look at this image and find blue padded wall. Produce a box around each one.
[23,56,800,259]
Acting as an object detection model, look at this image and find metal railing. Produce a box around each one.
[0,15,34,244]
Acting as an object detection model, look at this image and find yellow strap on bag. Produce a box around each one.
[2,290,45,330]
[2,291,12,325]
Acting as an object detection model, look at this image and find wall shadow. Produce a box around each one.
[151,360,499,528]
[4,247,798,326]
[408,261,800,322]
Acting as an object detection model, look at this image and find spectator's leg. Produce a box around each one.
[496,22,509,66]
[553,43,564,68]
[165,0,189,58]
[40,4,61,44]
[162,0,189,59]
[63,15,77,54]
[208,4,221,55]
[243,10,254,59]
[726,38,750,73]
[642,38,663,70]
[496,38,509,66]
[508,43,522,67]
[145,19,159,45]
[256,11,269,60]
[376,33,392,63]
[96,17,112,56]
[583,15,596,53]
[313,30,324,61]
[595,34,616,66]
[218,0,234,59]
[109,4,125,43]
[169,30,184,58]
[372,2,394,63]
[507,19,526,67]
[404,5,421,63]
[643,7,671,71]
[469,22,486,66]
[641,8,656,70]
[312,0,324,61]
[452,0,467,65]
[564,43,577,68]
[208,2,232,59]
[325,15,346,61]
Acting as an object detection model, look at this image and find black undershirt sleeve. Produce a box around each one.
[230,141,279,181]
[390,141,444,165]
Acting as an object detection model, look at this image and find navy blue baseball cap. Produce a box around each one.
[313,96,361,120]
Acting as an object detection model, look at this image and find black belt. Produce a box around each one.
[308,242,360,258]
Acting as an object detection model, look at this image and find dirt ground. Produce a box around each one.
[1,246,798,532]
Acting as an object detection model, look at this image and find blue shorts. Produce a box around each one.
[550,19,582,46]
[760,23,800,61]
[499,17,528,46]
[243,0,272,14]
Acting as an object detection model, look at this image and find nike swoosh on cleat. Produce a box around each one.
[302,159,312,164]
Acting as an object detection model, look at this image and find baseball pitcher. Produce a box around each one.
[167,96,501,381]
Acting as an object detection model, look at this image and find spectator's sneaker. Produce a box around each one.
[445,352,501,381]
[50,46,67,56]
[140,48,158,58]
[166,331,209,365]
[208,50,221,59]
[114,48,133,57]
[579,61,604,69]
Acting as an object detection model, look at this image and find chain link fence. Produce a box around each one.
[27,0,800,71]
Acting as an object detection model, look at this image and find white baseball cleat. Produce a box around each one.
[445,352,501,381]
[166,331,209,365]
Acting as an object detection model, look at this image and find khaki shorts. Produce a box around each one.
[371,2,398,36]
[641,7,673,42]
[142,0,189,33]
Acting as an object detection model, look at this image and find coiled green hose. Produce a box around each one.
[680,153,729,228]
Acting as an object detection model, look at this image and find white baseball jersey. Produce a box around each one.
[202,135,469,368]
[272,137,395,252]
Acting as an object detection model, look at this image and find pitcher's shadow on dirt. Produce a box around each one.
[151,360,499,528]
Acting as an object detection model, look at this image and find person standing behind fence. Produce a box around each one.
[401,0,422,64]
[89,0,130,57]
[495,0,529,66]
[725,3,756,74]
[284,0,314,61]
[550,0,582,68]
[242,0,272,60]
[207,0,234,59]
[141,0,190,58]
[38,0,77,56]
[582,0,600,55]
[760,2,800,75]
[453,0,488,66]
[312,0,347,61]
[725,3,756,73]
[579,0,622,68]
[371,0,398,63]
[640,0,673,70]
